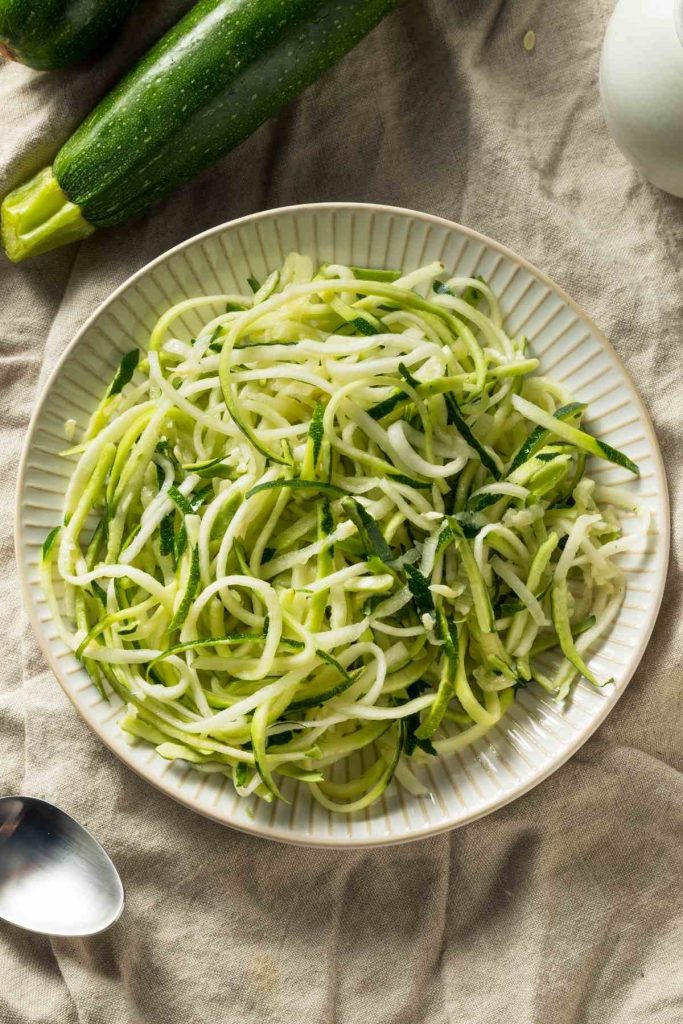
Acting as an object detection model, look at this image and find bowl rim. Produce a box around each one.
[15,201,671,848]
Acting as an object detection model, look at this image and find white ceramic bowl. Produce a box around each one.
[16,204,669,847]
[600,0,683,197]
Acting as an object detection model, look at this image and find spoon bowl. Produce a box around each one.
[0,796,123,936]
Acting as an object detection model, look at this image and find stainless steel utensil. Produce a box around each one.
[0,796,124,936]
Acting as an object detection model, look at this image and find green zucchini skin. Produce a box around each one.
[53,0,398,227]
[0,0,139,70]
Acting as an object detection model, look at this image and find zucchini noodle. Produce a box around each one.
[45,253,640,812]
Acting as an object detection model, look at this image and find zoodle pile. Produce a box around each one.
[44,254,641,812]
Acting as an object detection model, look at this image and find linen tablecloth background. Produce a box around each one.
[1,1,681,1021]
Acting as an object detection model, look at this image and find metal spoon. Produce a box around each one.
[0,796,124,936]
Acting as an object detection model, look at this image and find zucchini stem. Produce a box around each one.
[1,166,95,262]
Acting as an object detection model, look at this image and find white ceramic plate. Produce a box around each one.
[16,204,669,847]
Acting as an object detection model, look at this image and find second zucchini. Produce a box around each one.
[0,0,139,70]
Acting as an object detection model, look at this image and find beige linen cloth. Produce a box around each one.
[0,1,681,1021]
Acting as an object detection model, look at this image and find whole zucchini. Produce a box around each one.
[2,0,397,261]
[0,0,139,70]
